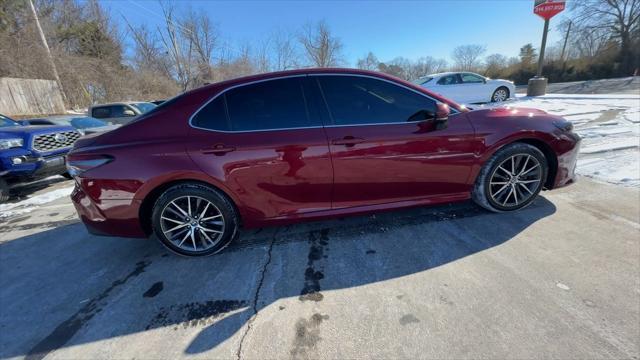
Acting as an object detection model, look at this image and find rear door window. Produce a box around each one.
[193,77,316,132]
[461,73,485,83]
[91,107,110,118]
[437,74,461,85]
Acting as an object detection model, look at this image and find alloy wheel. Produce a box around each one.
[489,154,542,208]
[493,89,508,102]
[159,195,225,252]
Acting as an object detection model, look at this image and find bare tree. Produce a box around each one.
[298,20,343,67]
[357,52,379,70]
[157,2,194,91]
[484,53,508,78]
[568,0,640,73]
[412,56,448,77]
[451,44,486,71]
[180,8,218,83]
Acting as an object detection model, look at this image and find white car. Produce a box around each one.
[413,72,516,104]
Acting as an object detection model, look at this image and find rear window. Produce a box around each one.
[192,77,316,132]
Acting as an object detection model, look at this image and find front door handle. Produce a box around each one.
[201,143,236,155]
[332,136,365,147]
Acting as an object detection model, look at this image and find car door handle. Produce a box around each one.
[332,136,365,147]
[201,144,236,155]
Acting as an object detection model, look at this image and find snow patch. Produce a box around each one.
[0,186,74,218]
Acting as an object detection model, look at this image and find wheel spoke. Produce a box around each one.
[199,228,215,245]
[492,183,510,197]
[520,163,540,177]
[200,226,223,234]
[161,216,183,224]
[200,202,210,219]
[164,223,188,234]
[201,214,222,221]
[178,229,191,247]
[190,229,197,250]
[497,166,511,176]
[518,182,533,195]
[502,187,514,206]
[519,179,540,184]
[512,185,519,205]
[518,155,530,176]
[171,201,189,217]
[187,197,192,216]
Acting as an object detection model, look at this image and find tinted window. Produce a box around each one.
[437,75,460,85]
[317,75,436,126]
[461,73,485,83]
[225,77,312,131]
[130,102,157,113]
[192,95,230,131]
[110,105,131,117]
[92,107,110,118]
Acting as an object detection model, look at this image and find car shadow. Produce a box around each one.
[0,197,556,359]
[4,176,70,202]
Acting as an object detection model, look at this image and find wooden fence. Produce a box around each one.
[0,77,65,117]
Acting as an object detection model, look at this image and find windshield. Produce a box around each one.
[0,114,20,128]
[130,102,157,114]
[68,117,108,129]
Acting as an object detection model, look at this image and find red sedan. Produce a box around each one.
[68,69,580,256]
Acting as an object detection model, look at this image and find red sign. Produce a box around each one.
[534,0,565,20]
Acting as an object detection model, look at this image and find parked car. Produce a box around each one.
[1,113,81,202]
[68,68,580,257]
[88,102,157,125]
[19,115,120,135]
[413,72,516,104]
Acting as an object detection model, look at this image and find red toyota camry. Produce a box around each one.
[68,68,580,256]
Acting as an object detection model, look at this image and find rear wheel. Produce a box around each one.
[472,143,547,212]
[151,183,238,256]
[491,87,509,102]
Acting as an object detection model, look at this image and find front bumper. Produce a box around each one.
[1,148,69,186]
[552,132,581,189]
[71,181,147,238]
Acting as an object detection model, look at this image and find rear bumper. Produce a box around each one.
[71,182,147,238]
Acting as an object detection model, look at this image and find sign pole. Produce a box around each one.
[536,18,550,77]
[528,0,565,96]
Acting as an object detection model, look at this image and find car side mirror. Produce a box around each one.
[429,103,449,130]
[123,109,136,117]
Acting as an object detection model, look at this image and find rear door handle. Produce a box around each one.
[331,136,365,147]
[201,144,236,155]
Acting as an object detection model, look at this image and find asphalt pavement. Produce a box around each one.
[0,178,638,359]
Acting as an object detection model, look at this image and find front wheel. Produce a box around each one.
[472,143,548,212]
[151,183,239,257]
[491,87,510,102]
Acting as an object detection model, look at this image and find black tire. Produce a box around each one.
[472,143,548,212]
[61,172,73,180]
[491,86,510,102]
[151,183,239,257]
[0,178,9,203]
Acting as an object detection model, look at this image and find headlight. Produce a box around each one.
[553,120,574,132]
[0,138,23,150]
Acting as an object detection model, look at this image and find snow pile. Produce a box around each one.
[0,186,74,218]
[481,94,640,187]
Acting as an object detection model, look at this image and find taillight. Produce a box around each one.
[66,155,113,177]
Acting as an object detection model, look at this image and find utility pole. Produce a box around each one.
[28,0,68,106]
[559,21,572,62]
[535,19,550,77]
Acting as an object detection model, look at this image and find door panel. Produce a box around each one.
[324,114,477,208]
[315,74,478,209]
[186,76,333,220]
[187,128,333,219]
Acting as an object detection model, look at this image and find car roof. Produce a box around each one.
[90,101,152,108]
